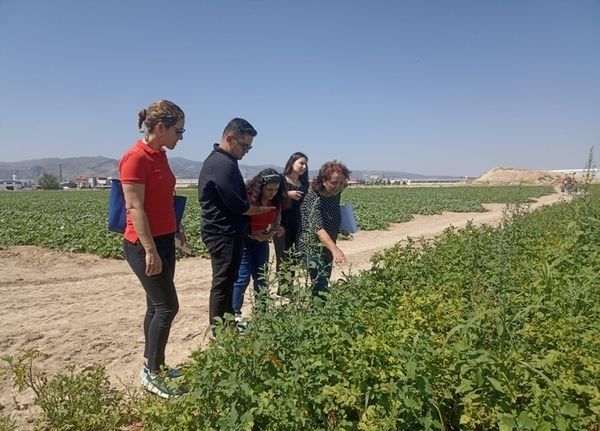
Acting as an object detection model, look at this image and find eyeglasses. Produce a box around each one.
[261,173,282,183]
[175,128,185,136]
[233,136,252,151]
[325,178,347,188]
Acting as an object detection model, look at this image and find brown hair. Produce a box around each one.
[312,161,350,194]
[138,100,185,136]
[246,168,286,207]
[283,152,309,188]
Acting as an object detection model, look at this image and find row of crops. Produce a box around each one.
[342,186,554,230]
[141,187,599,430]
[2,187,597,430]
[0,185,554,259]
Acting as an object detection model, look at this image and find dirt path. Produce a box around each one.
[0,192,567,426]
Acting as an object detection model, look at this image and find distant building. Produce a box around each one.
[74,176,88,188]
[87,177,110,188]
[402,178,466,185]
[0,179,24,191]
[0,174,36,191]
[347,176,359,186]
[363,172,390,185]
[59,181,77,190]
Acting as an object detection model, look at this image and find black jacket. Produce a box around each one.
[198,144,250,237]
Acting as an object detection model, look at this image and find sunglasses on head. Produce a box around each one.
[261,173,282,183]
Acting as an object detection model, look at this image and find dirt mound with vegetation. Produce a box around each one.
[473,167,562,185]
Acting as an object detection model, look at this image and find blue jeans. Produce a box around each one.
[232,237,270,315]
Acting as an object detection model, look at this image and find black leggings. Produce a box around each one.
[124,233,178,372]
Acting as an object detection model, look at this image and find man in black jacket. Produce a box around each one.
[198,118,273,336]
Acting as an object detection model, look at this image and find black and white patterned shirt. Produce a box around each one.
[297,188,341,256]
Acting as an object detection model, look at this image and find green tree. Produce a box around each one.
[38,173,59,190]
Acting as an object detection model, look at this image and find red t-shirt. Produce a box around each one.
[249,193,281,234]
[119,140,177,243]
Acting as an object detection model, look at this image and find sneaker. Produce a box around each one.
[234,315,248,333]
[140,365,149,382]
[141,371,182,398]
[142,365,182,379]
[164,367,182,379]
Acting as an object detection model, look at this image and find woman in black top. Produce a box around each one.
[273,152,309,289]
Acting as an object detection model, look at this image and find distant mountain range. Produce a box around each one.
[0,156,458,181]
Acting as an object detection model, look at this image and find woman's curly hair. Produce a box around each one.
[312,161,350,194]
[246,168,286,206]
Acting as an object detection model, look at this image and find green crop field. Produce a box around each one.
[342,186,554,230]
[2,186,598,431]
[0,185,554,259]
[138,186,600,430]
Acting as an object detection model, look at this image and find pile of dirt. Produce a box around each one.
[473,167,562,185]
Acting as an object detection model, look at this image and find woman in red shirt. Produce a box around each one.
[119,100,185,398]
[232,169,286,320]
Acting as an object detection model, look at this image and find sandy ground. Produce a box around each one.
[0,192,567,427]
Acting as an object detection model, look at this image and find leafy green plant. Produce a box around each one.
[1,349,138,431]
[342,185,554,230]
[0,415,17,431]
[37,173,59,190]
[139,185,599,430]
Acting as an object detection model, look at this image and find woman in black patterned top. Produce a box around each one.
[274,152,309,283]
[298,161,350,296]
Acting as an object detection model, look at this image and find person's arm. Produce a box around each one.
[122,183,162,276]
[214,165,274,215]
[272,212,285,237]
[251,230,276,241]
[316,229,348,265]
[287,189,304,201]
[243,205,276,216]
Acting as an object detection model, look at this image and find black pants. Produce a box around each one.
[124,233,178,372]
[202,233,244,328]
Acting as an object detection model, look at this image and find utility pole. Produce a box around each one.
[59,164,63,182]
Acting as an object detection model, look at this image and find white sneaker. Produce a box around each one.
[140,369,182,398]
[234,315,248,333]
[141,364,182,379]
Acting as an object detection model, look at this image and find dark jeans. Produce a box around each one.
[124,233,178,372]
[203,233,244,328]
[232,237,270,315]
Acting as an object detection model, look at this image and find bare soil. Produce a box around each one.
[0,191,567,427]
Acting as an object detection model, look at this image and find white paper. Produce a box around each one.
[340,203,358,234]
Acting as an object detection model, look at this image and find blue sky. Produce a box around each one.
[1,1,599,177]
